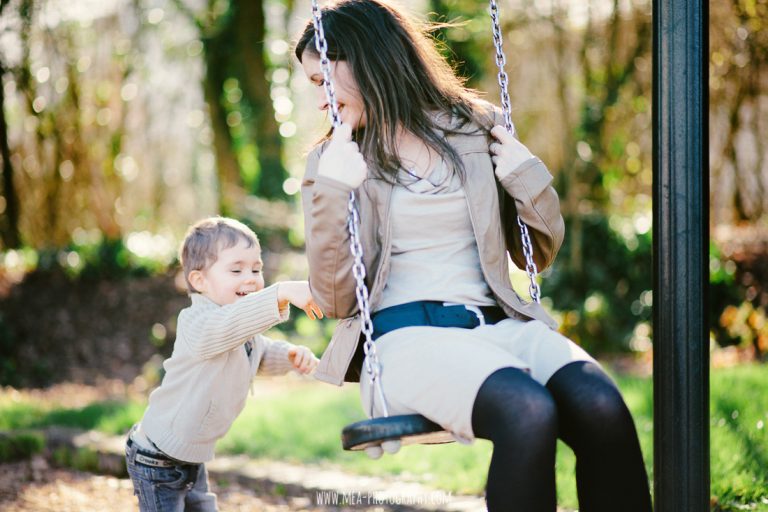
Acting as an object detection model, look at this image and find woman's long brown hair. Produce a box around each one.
[294,0,490,183]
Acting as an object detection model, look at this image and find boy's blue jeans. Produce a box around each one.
[125,430,218,512]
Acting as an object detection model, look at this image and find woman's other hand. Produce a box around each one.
[317,123,368,188]
[489,125,535,179]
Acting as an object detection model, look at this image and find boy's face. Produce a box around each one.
[193,239,264,306]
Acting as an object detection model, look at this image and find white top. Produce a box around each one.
[377,161,497,311]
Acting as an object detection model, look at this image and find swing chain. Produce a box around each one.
[517,217,541,302]
[489,0,541,304]
[311,0,390,418]
[348,196,390,418]
[489,0,514,135]
[311,0,342,129]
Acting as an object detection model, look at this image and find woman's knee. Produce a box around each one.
[583,384,634,435]
[549,362,636,442]
[512,380,558,432]
[473,368,558,439]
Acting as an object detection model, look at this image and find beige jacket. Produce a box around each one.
[301,106,565,386]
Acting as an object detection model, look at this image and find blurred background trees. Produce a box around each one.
[0,0,765,386]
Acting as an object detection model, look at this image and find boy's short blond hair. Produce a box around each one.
[180,217,259,293]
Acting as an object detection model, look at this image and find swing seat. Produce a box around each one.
[342,414,454,451]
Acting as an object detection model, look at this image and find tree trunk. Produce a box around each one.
[202,32,244,216]
[233,0,287,200]
[0,63,21,248]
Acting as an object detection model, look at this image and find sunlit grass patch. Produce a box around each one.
[709,365,768,510]
[0,395,143,435]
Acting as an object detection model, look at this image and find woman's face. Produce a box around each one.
[301,50,367,129]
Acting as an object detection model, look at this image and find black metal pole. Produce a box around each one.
[652,0,709,510]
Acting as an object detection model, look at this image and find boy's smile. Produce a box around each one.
[191,240,265,306]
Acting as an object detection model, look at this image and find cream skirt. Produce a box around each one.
[360,318,597,443]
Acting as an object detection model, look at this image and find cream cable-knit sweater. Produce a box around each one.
[140,284,294,463]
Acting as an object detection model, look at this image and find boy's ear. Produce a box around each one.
[188,270,206,293]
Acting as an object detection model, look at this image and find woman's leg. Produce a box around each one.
[471,367,559,512]
[546,361,652,512]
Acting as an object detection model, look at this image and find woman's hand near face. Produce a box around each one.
[489,125,535,179]
[317,123,368,188]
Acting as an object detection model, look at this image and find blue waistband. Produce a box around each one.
[371,300,507,340]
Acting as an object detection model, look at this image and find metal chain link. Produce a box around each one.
[311,1,390,418]
[489,0,541,303]
[347,196,389,418]
[489,0,514,135]
[311,1,341,129]
[517,218,541,302]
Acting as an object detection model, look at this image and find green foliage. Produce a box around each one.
[710,365,768,510]
[0,399,143,435]
[70,448,101,473]
[51,445,101,474]
[267,314,335,356]
[540,217,761,357]
[709,242,768,357]
[542,214,652,354]
[2,238,172,283]
[62,238,169,280]
[0,431,45,463]
[427,0,488,87]
[0,313,19,387]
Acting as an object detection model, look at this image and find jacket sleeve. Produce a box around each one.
[497,157,565,272]
[253,336,295,376]
[486,105,565,272]
[300,146,360,319]
[179,284,289,359]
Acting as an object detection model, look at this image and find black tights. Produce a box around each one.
[470,362,652,512]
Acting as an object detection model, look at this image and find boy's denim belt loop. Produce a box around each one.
[371,300,507,340]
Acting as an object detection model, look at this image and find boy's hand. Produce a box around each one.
[277,281,324,320]
[288,346,319,375]
[317,123,368,188]
[489,125,535,178]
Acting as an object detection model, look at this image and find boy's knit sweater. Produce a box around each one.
[140,284,294,463]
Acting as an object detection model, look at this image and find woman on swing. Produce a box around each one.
[295,1,652,510]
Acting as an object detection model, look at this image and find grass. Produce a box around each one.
[709,365,768,510]
[0,364,766,510]
[0,431,45,462]
[0,396,144,435]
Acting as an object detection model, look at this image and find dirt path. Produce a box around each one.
[0,459,356,512]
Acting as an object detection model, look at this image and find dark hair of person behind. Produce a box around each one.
[294,0,490,183]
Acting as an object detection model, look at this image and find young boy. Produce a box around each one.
[125,217,322,511]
